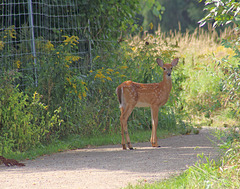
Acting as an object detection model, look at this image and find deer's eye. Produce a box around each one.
[163,68,166,70]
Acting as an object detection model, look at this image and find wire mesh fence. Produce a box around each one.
[0,0,118,87]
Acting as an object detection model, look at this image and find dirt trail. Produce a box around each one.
[0,128,221,189]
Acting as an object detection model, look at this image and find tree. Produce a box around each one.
[199,0,240,27]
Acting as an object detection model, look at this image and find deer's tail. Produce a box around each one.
[116,86,124,108]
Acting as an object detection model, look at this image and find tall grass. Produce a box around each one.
[126,25,239,126]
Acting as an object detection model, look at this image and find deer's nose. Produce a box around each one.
[167,73,171,76]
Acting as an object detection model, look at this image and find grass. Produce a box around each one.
[5,128,177,161]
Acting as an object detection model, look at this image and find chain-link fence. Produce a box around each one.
[0,0,111,87]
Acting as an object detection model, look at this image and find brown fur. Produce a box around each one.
[0,156,25,167]
[116,58,179,150]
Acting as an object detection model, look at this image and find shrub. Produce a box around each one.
[0,71,63,155]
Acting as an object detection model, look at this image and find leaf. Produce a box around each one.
[152,6,159,17]
[199,21,206,27]
[226,20,232,25]
[234,7,240,17]
[213,21,218,27]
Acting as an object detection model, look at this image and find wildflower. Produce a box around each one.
[45,41,54,50]
[94,56,100,61]
[82,92,87,98]
[62,35,79,46]
[66,78,71,85]
[107,68,114,72]
[89,70,93,73]
[81,81,86,85]
[65,55,80,62]
[106,77,112,81]
[120,75,126,78]
[149,22,153,30]
[120,66,128,69]
[0,41,4,50]
[78,93,82,100]
[56,52,60,54]
[6,26,17,39]
[15,60,21,69]
[33,91,38,99]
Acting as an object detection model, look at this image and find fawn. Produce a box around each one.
[116,58,179,150]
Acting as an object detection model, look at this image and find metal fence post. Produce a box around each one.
[88,19,92,69]
[28,0,38,87]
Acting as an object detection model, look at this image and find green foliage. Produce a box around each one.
[0,72,63,155]
[34,36,87,110]
[138,0,206,33]
[199,0,240,27]
[199,0,240,120]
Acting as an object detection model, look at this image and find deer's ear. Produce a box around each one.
[156,58,164,67]
[171,58,179,67]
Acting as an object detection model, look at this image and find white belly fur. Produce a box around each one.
[135,101,151,107]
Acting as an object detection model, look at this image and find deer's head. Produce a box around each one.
[156,58,179,77]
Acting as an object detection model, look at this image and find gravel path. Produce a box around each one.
[0,128,221,189]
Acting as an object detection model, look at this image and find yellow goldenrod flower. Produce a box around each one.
[81,81,86,85]
[45,41,54,50]
[0,41,4,50]
[107,68,114,72]
[89,70,93,73]
[94,55,100,61]
[78,93,82,100]
[62,35,79,46]
[33,91,38,99]
[149,22,153,30]
[106,77,112,81]
[6,26,17,39]
[15,60,21,69]
[120,66,128,69]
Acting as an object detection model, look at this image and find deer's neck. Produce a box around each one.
[160,75,172,93]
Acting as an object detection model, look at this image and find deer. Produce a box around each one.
[116,58,179,150]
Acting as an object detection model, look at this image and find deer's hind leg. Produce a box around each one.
[120,105,134,150]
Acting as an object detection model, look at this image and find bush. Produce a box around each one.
[0,71,63,155]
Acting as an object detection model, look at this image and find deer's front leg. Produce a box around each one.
[150,106,159,147]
